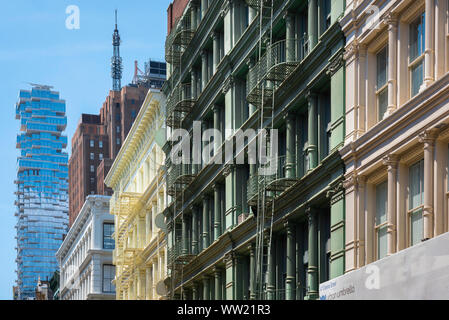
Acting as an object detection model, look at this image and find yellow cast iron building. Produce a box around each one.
[105,89,167,300]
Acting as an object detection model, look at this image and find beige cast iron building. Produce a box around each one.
[105,89,168,300]
[321,0,449,299]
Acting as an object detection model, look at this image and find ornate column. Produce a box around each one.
[145,267,151,300]
[192,282,199,300]
[285,11,296,62]
[182,213,190,255]
[246,58,256,116]
[424,0,435,86]
[191,68,198,100]
[419,130,438,240]
[356,176,366,268]
[212,32,220,74]
[203,276,211,300]
[266,234,276,300]
[285,221,296,300]
[213,183,222,241]
[387,14,398,115]
[201,49,208,91]
[285,111,296,179]
[307,92,318,170]
[191,1,199,31]
[248,243,256,300]
[306,207,318,300]
[191,205,200,255]
[201,0,208,19]
[202,195,210,250]
[383,155,399,255]
[213,104,221,156]
[214,267,223,300]
[308,0,318,50]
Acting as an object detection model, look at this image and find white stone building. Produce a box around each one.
[56,195,115,300]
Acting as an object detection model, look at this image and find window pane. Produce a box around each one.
[103,265,116,293]
[103,223,115,249]
[410,14,425,62]
[409,160,424,209]
[378,226,388,259]
[376,181,388,225]
[377,46,388,88]
[411,208,423,245]
[378,88,388,121]
[411,60,424,97]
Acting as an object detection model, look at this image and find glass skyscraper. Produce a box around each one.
[15,85,69,300]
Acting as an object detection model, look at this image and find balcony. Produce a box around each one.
[167,164,196,197]
[247,156,298,207]
[166,83,196,128]
[246,38,307,107]
[165,16,194,66]
[167,238,195,270]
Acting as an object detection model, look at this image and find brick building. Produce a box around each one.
[68,84,148,226]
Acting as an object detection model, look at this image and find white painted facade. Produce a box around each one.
[56,196,115,300]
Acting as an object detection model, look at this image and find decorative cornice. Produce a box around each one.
[418,129,439,146]
[327,51,345,76]
[221,76,234,94]
[382,154,400,169]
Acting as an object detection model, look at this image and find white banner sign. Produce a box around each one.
[319,232,449,300]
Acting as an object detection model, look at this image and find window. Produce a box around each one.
[90,153,94,160]
[99,153,103,161]
[131,110,136,119]
[116,138,121,145]
[409,159,424,245]
[90,140,94,148]
[409,13,425,97]
[376,46,388,121]
[116,126,120,133]
[90,165,95,173]
[103,223,115,249]
[324,0,331,30]
[375,181,388,259]
[99,141,103,148]
[102,265,115,293]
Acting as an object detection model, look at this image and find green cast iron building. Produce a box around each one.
[163,0,346,300]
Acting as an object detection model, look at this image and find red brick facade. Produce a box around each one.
[167,0,190,35]
[68,85,148,226]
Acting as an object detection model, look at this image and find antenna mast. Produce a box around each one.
[111,9,123,92]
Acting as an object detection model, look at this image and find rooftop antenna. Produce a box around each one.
[111,9,122,92]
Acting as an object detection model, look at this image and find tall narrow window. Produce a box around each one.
[102,264,115,293]
[409,13,425,97]
[375,181,388,259]
[99,141,103,148]
[376,46,388,121]
[409,159,424,246]
[90,140,94,148]
[103,223,115,249]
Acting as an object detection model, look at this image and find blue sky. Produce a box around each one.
[0,0,171,300]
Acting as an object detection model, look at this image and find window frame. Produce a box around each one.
[374,180,388,260]
[408,159,424,246]
[102,264,115,293]
[103,222,115,250]
[376,45,389,122]
[409,12,426,97]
